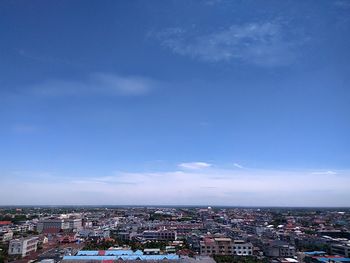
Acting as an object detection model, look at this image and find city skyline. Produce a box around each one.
[1,0,350,206]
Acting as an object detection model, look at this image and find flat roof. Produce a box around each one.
[214,238,231,241]
[315,258,350,262]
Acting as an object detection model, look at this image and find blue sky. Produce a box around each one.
[1,0,350,206]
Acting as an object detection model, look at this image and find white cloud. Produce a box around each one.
[178,162,212,170]
[233,163,244,169]
[1,167,348,206]
[154,22,299,66]
[311,170,337,175]
[30,73,156,97]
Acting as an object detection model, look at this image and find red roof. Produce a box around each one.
[0,221,12,225]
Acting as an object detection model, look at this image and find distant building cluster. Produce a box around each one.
[0,207,350,263]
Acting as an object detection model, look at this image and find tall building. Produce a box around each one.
[37,218,82,233]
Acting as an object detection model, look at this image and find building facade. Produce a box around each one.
[142,229,177,241]
[200,237,253,256]
[8,237,38,258]
[331,242,350,257]
[264,241,295,258]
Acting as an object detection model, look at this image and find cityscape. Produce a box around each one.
[1,0,350,263]
[0,206,350,263]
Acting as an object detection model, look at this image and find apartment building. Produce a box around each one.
[200,237,253,256]
[264,241,295,258]
[8,236,38,258]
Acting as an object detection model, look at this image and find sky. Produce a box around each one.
[0,0,350,206]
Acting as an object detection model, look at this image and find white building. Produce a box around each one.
[0,230,13,242]
[8,237,38,258]
[232,240,254,256]
[78,228,110,238]
[68,218,82,230]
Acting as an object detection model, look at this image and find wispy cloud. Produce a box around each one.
[1,167,348,206]
[233,163,244,169]
[153,22,300,66]
[29,73,156,97]
[178,162,212,170]
[311,170,337,175]
[335,0,350,9]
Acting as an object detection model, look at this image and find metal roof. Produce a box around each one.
[315,258,350,262]
[67,250,179,261]
[304,251,326,255]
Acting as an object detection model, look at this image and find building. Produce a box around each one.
[68,218,82,230]
[40,260,55,263]
[37,219,66,233]
[78,228,110,238]
[0,221,12,227]
[200,237,253,256]
[8,237,38,258]
[37,218,82,234]
[62,249,179,263]
[143,248,160,255]
[232,240,254,256]
[297,251,326,263]
[331,242,350,257]
[142,229,177,241]
[264,241,295,258]
[0,229,13,242]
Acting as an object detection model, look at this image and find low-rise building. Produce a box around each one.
[142,229,177,241]
[331,241,350,257]
[200,237,253,256]
[78,228,110,238]
[264,240,295,258]
[8,236,38,258]
[0,229,13,242]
